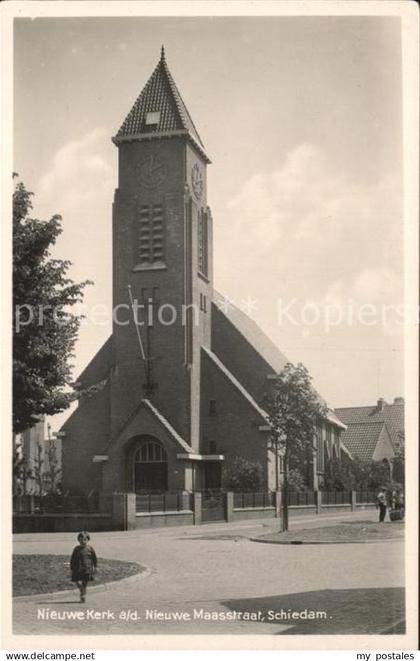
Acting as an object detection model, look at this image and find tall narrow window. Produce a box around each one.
[137,204,165,266]
[197,210,208,277]
[326,424,332,456]
[317,423,324,472]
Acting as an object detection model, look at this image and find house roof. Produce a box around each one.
[340,421,385,462]
[113,47,209,161]
[335,401,404,448]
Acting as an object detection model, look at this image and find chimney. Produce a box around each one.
[393,397,404,405]
[377,398,386,411]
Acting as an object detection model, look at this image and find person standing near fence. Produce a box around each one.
[376,487,387,523]
[70,531,98,603]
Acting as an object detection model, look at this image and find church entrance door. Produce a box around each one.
[133,439,168,492]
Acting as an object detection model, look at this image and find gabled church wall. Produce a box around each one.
[102,404,188,493]
[62,382,111,495]
[200,349,269,489]
[77,335,113,389]
[211,304,275,408]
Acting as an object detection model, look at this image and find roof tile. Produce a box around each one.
[114,49,207,158]
[340,421,385,462]
[335,402,404,447]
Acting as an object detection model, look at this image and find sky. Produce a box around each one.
[13,15,404,432]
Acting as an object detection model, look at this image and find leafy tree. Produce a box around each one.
[44,424,62,493]
[286,467,306,492]
[322,456,352,491]
[33,442,44,497]
[222,456,263,492]
[13,435,26,495]
[265,362,327,531]
[13,176,91,434]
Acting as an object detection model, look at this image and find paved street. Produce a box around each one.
[13,510,404,635]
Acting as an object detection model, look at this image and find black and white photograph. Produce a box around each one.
[2,0,418,652]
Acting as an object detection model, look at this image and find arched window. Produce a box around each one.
[134,441,167,464]
[133,439,168,493]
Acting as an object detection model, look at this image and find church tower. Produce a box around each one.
[61,47,346,502]
[110,47,213,460]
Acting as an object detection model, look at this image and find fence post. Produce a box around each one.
[225,492,234,522]
[274,491,282,518]
[193,492,202,525]
[351,490,357,512]
[112,492,136,530]
[315,490,322,514]
[181,491,191,511]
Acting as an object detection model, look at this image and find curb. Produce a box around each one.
[250,537,404,545]
[13,562,150,602]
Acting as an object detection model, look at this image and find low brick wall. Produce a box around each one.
[13,491,379,533]
[321,504,352,512]
[288,506,317,516]
[135,511,194,528]
[13,513,116,534]
[232,507,275,521]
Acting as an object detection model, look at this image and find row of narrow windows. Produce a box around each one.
[137,205,165,265]
[135,206,209,277]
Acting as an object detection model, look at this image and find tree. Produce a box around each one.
[222,456,263,492]
[33,442,44,497]
[265,362,327,531]
[43,424,62,493]
[287,468,306,492]
[13,176,91,434]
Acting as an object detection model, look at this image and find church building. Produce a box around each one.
[61,48,346,496]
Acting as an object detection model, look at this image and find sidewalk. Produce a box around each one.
[13,506,377,546]
[12,507,404,636]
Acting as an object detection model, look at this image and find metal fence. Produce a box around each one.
[13,493,99,513]
[136,492,193,513]
[356,491,377,504]
[233,492,275,509]
[321,491,352,505]
[287,491,316,506]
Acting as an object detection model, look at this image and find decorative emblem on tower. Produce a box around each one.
[138,154,167,189]
[191,163,203,200]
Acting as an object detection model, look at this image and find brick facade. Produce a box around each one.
[61,50,345,496]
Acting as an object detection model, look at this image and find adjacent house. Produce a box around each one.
[335,397,404,463]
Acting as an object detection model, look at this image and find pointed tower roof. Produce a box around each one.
[113,47,210,162]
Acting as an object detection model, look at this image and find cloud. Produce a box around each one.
[34,129,115,279]
[214,143,404,407]
[218,142,403,307]
[32,129,116,414]
[37,128,114,212]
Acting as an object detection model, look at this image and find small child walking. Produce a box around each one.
[70,531,98,603]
